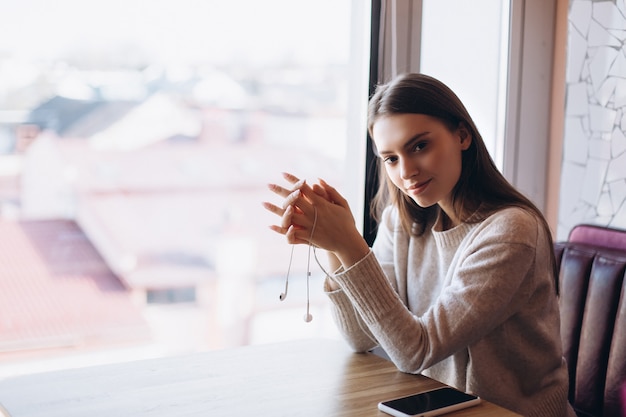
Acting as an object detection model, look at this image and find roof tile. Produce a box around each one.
[0,219,150,353]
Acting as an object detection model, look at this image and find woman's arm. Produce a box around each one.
[333,210,544,374]
[263,173,378,349]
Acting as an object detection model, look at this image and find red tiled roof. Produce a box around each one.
[0,219,150,354]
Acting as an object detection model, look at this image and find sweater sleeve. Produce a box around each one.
[331,209,547,374]
[323,206,401,352]
[324,270,378,352]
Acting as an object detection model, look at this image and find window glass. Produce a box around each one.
[420,0,510,167]
[0,0,368,375]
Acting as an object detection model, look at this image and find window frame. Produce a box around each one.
[362,0,558,243]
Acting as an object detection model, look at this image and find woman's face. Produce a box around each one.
[372,113,471,219]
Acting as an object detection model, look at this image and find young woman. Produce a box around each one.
[263,73,575,417]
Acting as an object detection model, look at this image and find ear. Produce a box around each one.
[457,124,472,150]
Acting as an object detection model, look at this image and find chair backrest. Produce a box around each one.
[555,224,626,417]
[622,382,626,417]
[568,224,626,252]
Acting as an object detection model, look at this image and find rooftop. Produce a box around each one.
[0,219,151,355]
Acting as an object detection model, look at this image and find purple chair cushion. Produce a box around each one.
[555,224,626,416]
[569,224,626,252]
[622,381,626,417]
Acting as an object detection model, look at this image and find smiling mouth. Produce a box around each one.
[407,179,431,195]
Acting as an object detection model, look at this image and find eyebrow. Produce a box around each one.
[377,131,430,156]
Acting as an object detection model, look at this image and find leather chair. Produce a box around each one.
[555,224,626,417]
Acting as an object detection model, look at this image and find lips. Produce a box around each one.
[407,179,432,196]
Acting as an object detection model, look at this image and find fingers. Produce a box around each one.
[268,172,303,198]
[265,204,296,235]
[319,178,350,209]
[281,172,301,184]
[268,223,309,245]
[267,178,305,199]
[281,205,293,229]
[265,201,308,244]
[264,172,319,245]
[281,189,301,210]
[262,201,284,217]
[285,225,309,245]
[265,176,343,218]
[311,183,330,200]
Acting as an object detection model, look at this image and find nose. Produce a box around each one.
[400,156,418,180]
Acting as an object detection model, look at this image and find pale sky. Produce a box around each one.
[0,0,351,66]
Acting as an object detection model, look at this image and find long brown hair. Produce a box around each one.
[367,73,558,288]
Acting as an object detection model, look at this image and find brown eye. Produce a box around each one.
[412,141,428,152]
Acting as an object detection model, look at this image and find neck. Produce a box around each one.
[441,212,454,231]
[437,202,459,231]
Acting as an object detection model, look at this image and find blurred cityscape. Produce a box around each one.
[0,1,353,376]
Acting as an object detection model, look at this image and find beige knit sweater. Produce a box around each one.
[325,206,576,417]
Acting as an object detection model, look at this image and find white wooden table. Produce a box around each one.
[0,339,520,416]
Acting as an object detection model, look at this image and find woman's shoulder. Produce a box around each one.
[476,206,547,245]
[484,205,537,223]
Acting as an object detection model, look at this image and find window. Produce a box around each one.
[1,0,557,377]
[0,0,371,375]
[420,0,510,168]
[366,0,556,220]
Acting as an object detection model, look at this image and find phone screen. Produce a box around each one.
[379,387,480,416]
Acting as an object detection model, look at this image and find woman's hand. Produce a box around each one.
[263,172,370,269]
[262,172,309,245]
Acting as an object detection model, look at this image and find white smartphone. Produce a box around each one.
[377,387,481,417]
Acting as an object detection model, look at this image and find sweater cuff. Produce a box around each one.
[324,277,353,309]
[331,250,401,323]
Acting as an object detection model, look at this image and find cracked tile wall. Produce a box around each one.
[558,0,626,239]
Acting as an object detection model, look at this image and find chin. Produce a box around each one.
[408,195,437,209]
